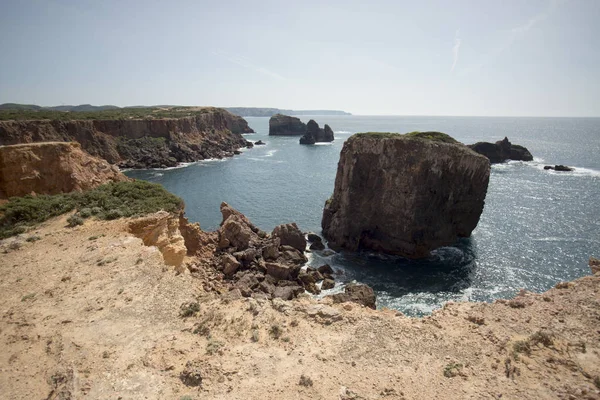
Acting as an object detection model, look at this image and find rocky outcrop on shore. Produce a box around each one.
[299,120,334,145]
[468,137,533,163]
[268,114,307,136]
[0,142,128,199]
[544,164,574,172]
[214,202,341,300]
[322,132,490,258]
[0,108,254,169]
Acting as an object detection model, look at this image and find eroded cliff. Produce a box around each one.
[0,108,254,169]
[0,142,128,199]
[322,132,490,258]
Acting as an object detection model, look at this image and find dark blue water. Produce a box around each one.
[126,116,600,315]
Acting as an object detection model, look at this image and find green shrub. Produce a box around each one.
[79,208,92,218]
[67,215,84,227]
[405,131,458,143]
[0,181,184,239]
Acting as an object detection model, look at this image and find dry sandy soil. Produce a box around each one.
[1,214,599,400]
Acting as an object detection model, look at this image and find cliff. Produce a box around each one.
[0,142,128,199]
[0,108,255,169]
[468,137,533,163]
[322,132,490,258]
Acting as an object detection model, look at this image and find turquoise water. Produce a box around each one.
[126,116,600,316]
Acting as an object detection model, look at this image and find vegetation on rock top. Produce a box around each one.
[353,131,458,143]
[0,180,183,238]
[0,106,224,121]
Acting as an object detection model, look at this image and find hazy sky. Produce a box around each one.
[1,0,599,116]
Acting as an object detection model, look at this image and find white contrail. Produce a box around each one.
[212,50,285,81]
[451,29,461,72]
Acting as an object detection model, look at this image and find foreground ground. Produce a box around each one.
[1,215,599,399]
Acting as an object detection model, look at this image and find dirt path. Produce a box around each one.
[1,215,599,399]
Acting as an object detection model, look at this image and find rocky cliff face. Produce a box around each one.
[0,108,254,169]
[0,142,128,199]
[299,120,335,145]
[468,137,533,163]
[322,132,490,258]
[268,114,307,136]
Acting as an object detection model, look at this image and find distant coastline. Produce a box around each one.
[0,103,352,117]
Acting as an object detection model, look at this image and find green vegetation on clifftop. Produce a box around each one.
[0,106,223,121]
[353,131,458,143]
[0,181,183,239]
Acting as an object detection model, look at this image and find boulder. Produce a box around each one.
[467,137,533,163]
[255,140,266,145]
[329,283,376,309]
[309,241,325,250]
[317,264,335,276]
[322,132,490,258]
[321,278,335,290]
[272,223,307,252]
[266,262,300,281]
[222,254,241,275]
[269,114,306,136]
[273,285,304,300]
[590,257,600,274]
[217,202,262,250]
[299,120,335,145]
[544,165,573,172]
[262,237,280,260]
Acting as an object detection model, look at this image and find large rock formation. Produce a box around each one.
[299,120,334,145]
[0,108,254,169]
[0,142,128,199]
[468,137,533,163]
[322,132,490,258]
[268,114,307,136]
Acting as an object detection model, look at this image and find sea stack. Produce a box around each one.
[321,132,490,258]
[268,114,307,136]
[468,137,533,163]
[299,120,334,144]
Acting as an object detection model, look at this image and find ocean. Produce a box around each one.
[126,116,600,316]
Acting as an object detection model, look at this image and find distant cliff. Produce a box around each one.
[0,107,255,169]
[225,107,351,117]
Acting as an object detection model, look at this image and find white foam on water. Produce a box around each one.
[314,142,334,146]
[154,162,197,171]
[334,130,352,134]
[263,149,277,157]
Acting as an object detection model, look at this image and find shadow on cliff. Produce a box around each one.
[326,238,478,297]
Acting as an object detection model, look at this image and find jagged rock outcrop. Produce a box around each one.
[322,132,490,258]
[0,142,128,199]
[544,165,573,172]
[468,137,533,163]
[299,120,335,145]
[214,202,317,300]
[0,108,254,169]
[268,114,307,136]
[590,257,599,274]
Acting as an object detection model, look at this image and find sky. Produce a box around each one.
[0,0,599,116]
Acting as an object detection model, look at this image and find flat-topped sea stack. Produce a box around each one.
[0,142,128,199]
[269,114,306,136]
[468,137,533,163]
[299,120,334,144]
[322,132,490,258]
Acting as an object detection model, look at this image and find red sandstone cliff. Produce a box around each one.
[0,142,129,199]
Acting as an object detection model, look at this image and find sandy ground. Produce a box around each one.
[1,215,599,400]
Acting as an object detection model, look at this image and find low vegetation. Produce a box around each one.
[0,180,184,239]
[353,131,458,143]
[0,106,220,121]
